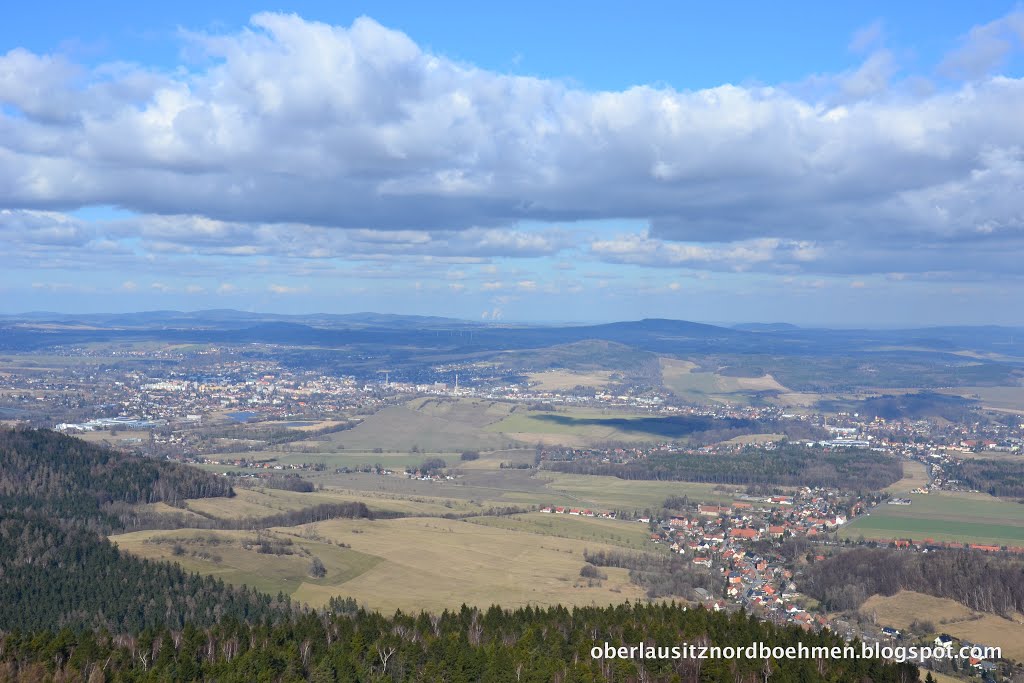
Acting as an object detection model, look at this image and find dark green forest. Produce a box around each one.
[0,515,290,633]
[0,428,233,528]
[0,429,288,633]
[946,457,1024,498]
[0,603,919,683]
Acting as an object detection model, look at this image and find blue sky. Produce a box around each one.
[1,2,1023,324]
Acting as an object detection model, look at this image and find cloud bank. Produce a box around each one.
[0,10,1023,284]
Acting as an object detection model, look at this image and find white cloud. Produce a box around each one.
[0,11,1021,283]
[590,233,819,270]
[940,10,1024,79]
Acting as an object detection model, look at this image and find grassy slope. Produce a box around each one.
[111,528,381,598]
[883,460,930,495]
[465,512,654,550]
[285,516,647,613]
[860,591,1024,662]
[307,399,517,453]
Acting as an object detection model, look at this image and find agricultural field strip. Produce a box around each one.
[882,461,931,493]
[177,486,483,519]
[844,517,1024,545]
[465,512,654,549]
[842,493,1024,545]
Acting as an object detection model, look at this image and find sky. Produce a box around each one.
[1,2,1023,326]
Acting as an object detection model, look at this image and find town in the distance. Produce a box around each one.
[1,310,1022,681]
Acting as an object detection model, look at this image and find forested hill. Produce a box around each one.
[0,429,285,633]
[0,428,232,527]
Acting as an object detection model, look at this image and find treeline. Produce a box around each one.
[584,549,719,599]
[225,502,376,529]
[803,547,1024,616]
[550,445,903,491]
[0,602,918,683]
[124,501,378,532]
[0,428,232,528]
[947,458,1024,498]
[441,505,534,520]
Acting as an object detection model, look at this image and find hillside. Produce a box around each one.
[0,429,286,631]
[0,428,233,526]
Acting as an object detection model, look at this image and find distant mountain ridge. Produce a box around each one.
[1,311,1022,368]
[0,309,481,330]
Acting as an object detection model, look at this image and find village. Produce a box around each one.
[537,486,1006,676]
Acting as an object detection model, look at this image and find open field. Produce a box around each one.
[936,386,1024,412]
[284,517,647,613]
[142,485,484,520]
[526,370,614,390]
[306,470,742,511]
[841,491,1024,547]
[300,469,559,507]
[300,468,716,512]
[883,460,930,495]
[71,431,150,448]
[203,450,437,470]
[113,517,649,613]
[487,405,758,446]
[295,398,518,453]
[181,487,348,519]
[953,449,1024,463]
[860,591,1024,662]
[466,512,654,550]
[770,392,830,408]
[451,448,536,470]
[486,409,667,445]
[659,357,789,405]
[262,447,537,472]
[111,528,382,598]
[145,465,743,528]
[540,472,742,509]
[259,419,350,432]
[924,673,963,683]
